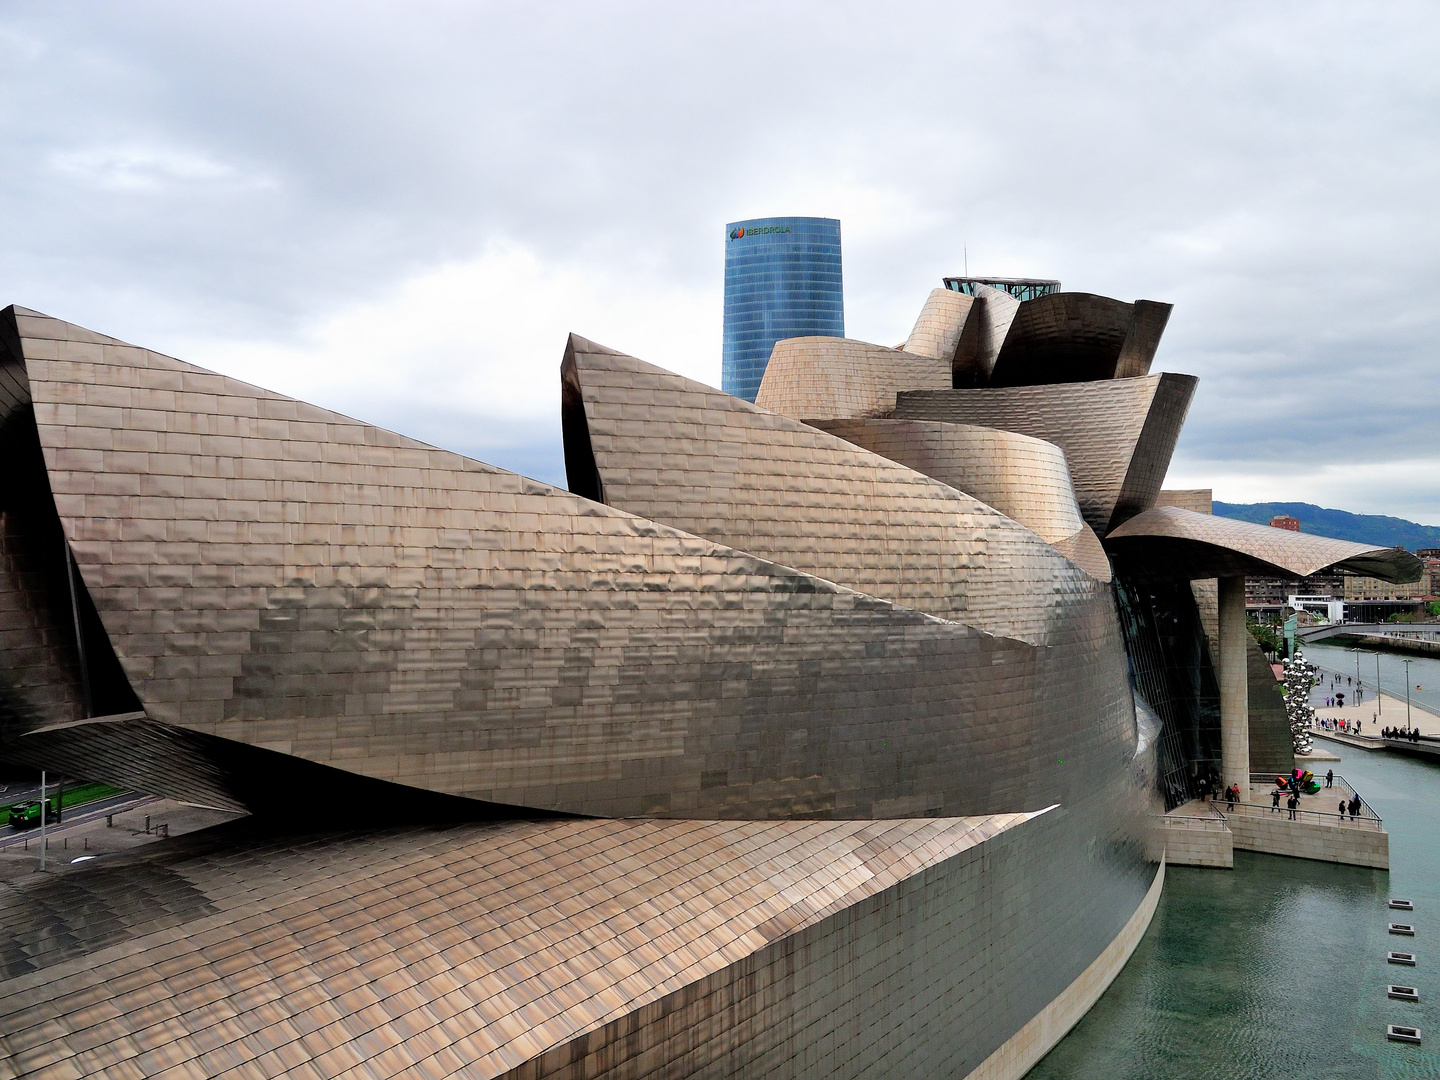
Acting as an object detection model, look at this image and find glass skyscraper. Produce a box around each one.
[722,216,844,402]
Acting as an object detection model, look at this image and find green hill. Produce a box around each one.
[1212,502,1440,552]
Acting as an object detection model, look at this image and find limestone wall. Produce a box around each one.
[1227,813,1389,869]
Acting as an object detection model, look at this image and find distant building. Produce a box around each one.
[722,216,844,402]
[1269,515,1300,531]
[1247,571,1343,609]
[1341,569,1432,601]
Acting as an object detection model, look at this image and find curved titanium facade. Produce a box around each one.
[904,287,973,362]
[806,418,1085,545]
[1,808,1157,1080]
[0,298,1170,1080]
[987,294,1173,387]
[895,374,1197,535]
[722,216,843,403]
[755,336,948,420]
[567,336,1109,645]
[1105,505,1424,584]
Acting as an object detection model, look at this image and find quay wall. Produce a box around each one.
[1227,813,1389,870]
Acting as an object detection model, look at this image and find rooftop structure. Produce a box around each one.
[944,276,1061,302]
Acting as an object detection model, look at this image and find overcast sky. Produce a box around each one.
[3,2,1438,519]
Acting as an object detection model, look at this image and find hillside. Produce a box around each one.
[1212,502,1440,552]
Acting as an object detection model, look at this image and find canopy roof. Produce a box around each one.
[1104,505,1425,583]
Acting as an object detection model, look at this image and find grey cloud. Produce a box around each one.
[1,2,1438,515]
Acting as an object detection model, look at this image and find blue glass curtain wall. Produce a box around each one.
[722,217,844,402]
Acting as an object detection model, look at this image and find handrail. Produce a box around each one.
[1219,799,1383,830]
[1247,771,1381,823]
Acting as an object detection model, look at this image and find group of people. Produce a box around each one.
[1271,788,1304,819]
[1208,782,1242,810]
[1383,726,1425,742]
[1320,672,1364,708]
[1268,769,1366,821]
[1316,717,1362,734]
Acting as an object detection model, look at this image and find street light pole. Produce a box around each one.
[1404,657,1413,731]
[1377,652,1382,716]
[38,770,47,873]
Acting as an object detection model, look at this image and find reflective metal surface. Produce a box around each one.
[1106,505,1424,583]
[755,335,949,420]
[987,293,1173,387]
[568,334,1112,643]
[0,294,1175,1080]
[0,805,1157,1080]
[806,418,1085,545]
[903,287,973,363]
[895,374,1196,535]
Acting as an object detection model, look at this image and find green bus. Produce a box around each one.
[7,797,60,829]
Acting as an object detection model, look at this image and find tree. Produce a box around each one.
[1248,619,1284,657]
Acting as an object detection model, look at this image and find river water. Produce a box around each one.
[1027,746,1440,1079]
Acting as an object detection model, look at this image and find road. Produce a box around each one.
[0,792,162,850]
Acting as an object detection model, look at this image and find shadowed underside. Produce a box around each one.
[1105,504,1424,583]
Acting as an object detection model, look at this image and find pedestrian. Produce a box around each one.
[1338,798,1347,817]
[1288,794,1298,820]
[1326,769,1333,788]
[1272,789,1281,812]
[1226,785,1236,812]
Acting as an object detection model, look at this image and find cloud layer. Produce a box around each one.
[2,2,1437,512]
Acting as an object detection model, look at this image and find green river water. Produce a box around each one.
[1027,747,1439,1079]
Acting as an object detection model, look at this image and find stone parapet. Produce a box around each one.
[1157,817,1233,868]
[1226,811,1389,869]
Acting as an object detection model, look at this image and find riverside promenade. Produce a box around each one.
[1309,663,1440,761]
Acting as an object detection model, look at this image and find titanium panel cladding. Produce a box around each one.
[722,216,843,402]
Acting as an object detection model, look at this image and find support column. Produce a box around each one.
[1218,575,1249,802]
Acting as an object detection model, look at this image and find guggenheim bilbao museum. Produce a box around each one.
[0,283,1421,1079]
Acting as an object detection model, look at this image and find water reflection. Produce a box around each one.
[1027,749,1439,1079]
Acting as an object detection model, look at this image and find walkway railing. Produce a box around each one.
[1216,798,1384,831]
[1227,771,1385,828]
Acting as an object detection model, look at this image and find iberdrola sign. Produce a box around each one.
[728,224,792,240]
